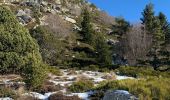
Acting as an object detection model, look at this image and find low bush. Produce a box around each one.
[68,80,94,92]
[49,93,81,100]
[47,66,62,76]
[81,65,100,71]
[0,87,17,99]
[95,78,170,100]
[115,66,170,78]
[0,6,46,91]
[17,95,39,100]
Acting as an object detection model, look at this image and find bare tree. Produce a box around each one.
[123,24,153,65]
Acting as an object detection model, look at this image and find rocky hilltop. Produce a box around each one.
[1,0,114,34]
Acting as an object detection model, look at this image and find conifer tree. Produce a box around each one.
[0,6,46,89]
[141,3,165,70]
[81,8,94,44]
[112,17,130,37]
[94,33,112,67]
[158,12,170,44]
[157,12,170,69]
[141,3,155,34]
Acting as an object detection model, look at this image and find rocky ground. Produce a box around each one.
[0,69,135,100]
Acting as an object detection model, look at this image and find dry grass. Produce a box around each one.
[0,74,22,82]
[49,93,81,100]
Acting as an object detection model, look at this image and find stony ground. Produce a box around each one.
[0,69,134,100]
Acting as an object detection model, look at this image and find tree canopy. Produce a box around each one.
[0,6,46,89]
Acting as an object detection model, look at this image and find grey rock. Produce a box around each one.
[16,9,26,16]
[20,15,32,23]
[17,17,26,25]
[103,90,138,100]
[112,54,128,66]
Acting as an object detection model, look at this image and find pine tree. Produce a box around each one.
[0,6,46,89]
[157,12,170,69]
[165,25,170,44]
[80,8,94,44]
[94,33,112,67]
[112,17,130,37]
[141,3,155,34]
[141,3,166,70]
[158,12,170,44]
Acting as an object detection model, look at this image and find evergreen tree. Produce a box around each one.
[94,33,112,67]
[158,12,170,44]
[141,3,155,34]
[0,6,46,89]
[141,3,165,70]
[165,25,170,44]
[80,8,94,44]
[147,18,163,70]
[112,17,130,37]
[157,12,170,69]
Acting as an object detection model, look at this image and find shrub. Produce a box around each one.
[0,87,17,99]
[82,65,100,71]
[39,81,63,93]
[0,6,46,89]
[95,78,170,100]
[49,93,81,100]
[30,26,70,66]
[17,95,39,100]
[47,66,62,76]
[68,80,94,92]
[114,66,170,78]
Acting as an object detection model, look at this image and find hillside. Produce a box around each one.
[0,0,170,100]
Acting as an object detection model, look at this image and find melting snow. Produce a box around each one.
[114,90,130,94]
[116,76,134,80]
[23,92,55,100]
[0,97,13,100]
[1,69,135,100]
[67,91,94,100]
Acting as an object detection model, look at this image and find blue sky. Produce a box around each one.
[88,0,170,23]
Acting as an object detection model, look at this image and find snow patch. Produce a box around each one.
[0,97,13,100]
[23,92,55,100]
[116,76,134,80]
[67,91,94,100]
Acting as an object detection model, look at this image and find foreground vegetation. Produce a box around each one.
[114,66,170,78]
[95,77,170,100]
[0,0,170,99]
[68,80,94,92]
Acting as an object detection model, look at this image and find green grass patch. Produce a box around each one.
[95,78,170,100]
[0,87,17,99]
[114,66,170,78]
[68,80,94,92]
[47,66,62,76]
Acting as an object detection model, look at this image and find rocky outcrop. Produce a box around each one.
[16,9,33,25]
[103,90,138,100]
[64,16,76,24]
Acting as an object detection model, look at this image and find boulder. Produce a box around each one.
[55,0,61,5]
[61,7,69,13]
[24,8,32,15]
[103,90,138,100]
[41,1,48,6]
[20,15,32,23]
[73,24,81,31]
[64,17,76,24]
[16,9,26,16]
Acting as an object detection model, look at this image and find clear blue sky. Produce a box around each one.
[88,0,170,23]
